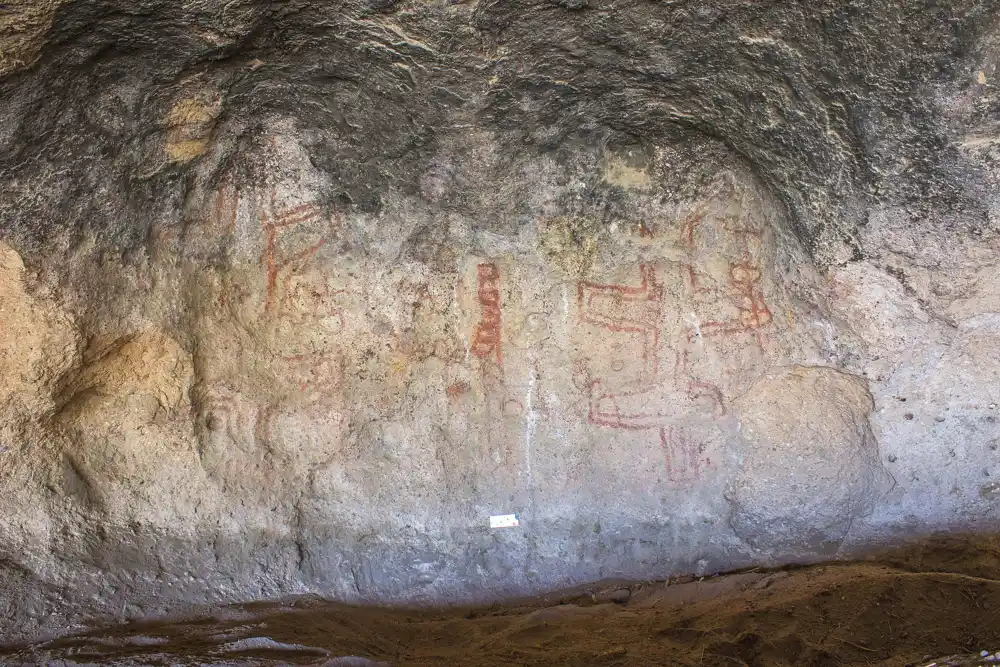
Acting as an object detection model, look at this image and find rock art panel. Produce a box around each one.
[456,258,528,480]
[673,179,792,395]
[131,134,867,602]
[0,125,899,639]
[1,0,999,645]
[180,162,352,495]
[575,263,721,484]
[568,175,829,489]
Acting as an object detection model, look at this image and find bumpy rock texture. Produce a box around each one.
[0,0,999,643]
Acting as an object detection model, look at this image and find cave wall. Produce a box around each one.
[1,0,1000,642]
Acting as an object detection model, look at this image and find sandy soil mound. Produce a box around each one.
[3,535,1000,666]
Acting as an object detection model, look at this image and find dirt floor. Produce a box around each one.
[4,536,1000,666]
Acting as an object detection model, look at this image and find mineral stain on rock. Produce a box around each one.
[601,149,652,191]
[535,215,603,277]
[164,95,221,163]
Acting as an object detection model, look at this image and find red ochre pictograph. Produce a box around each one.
[578,263,662,381]
[659,425,711,483]
[470,262,502,364]
[577,264,722,482]
[681,208,773,348]
[212,181,239,232]
[261,202,327,315]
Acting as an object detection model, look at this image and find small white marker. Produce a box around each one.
[489,513,520,529]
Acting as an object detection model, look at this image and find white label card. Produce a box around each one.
[489,513,520,528]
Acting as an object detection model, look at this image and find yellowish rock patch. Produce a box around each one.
[164,96,221,162]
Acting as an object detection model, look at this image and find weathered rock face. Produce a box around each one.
[0,0,999,643]
[729,365,889,554]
